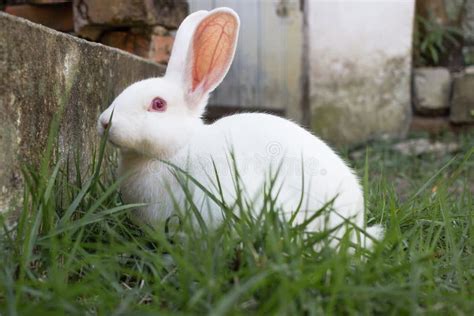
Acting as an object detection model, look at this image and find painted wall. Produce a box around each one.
[308,0,415,145]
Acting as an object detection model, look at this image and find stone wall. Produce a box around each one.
[0,12,165,214]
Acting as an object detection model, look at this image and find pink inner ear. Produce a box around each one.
[192,12,238,92]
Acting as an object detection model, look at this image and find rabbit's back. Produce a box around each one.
[176,113,364,231]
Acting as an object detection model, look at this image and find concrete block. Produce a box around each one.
[413,67,451,115]
[0,12,164,215]
[308,0,415,146]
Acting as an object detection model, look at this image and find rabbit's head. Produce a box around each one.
[98,8,240,158]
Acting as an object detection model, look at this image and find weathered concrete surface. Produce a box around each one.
[413,67,451,115]
[308,0,415,146]
[0,12,164,214]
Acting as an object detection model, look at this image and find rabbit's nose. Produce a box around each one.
[101,120,109,130]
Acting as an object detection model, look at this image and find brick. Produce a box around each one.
[73,0,188,40]
[100,30,151,58]
[4,3,73,32]
[100,27,174,65]
[149,32,173,65]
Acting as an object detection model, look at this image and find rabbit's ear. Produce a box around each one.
[165,10,210,81]
[167,8,240,110]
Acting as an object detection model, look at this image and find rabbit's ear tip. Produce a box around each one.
[210,7,239,17]
[190,9,209,16]
[208,8,241,28]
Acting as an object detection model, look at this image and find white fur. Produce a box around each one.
[98,8,383,248]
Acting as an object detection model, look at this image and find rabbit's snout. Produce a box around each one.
[98,114,112,136]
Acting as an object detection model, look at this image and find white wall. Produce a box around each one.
[308,0,415,145]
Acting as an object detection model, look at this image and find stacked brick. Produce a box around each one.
[73,0,187,65]
[1,0,188,65]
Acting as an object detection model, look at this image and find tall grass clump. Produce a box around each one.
[0,114,473,314]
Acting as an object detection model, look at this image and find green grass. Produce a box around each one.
[0,127,473,315]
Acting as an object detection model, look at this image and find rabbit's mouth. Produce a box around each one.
[107,137,121,148]
[98,126,120,148]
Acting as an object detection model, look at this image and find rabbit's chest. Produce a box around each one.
[118,158,183,223]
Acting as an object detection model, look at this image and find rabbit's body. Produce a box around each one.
[99,7,382,248]
[119,113,367,244]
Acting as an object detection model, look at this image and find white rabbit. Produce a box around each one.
[98,8,383,248]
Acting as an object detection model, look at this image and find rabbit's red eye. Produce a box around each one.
[149,97,167,112]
